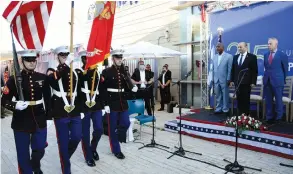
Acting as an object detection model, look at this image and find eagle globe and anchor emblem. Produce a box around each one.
[87,1,115,21]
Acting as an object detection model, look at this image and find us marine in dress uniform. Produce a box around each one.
[1,49,51,174]
[78,51,105,167]
[101,49,138,159]
[47,46,82,174]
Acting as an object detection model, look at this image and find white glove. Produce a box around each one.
[80,113,85,119]
[15,101,28,110]
[104,106,110,113]
[102,110,106,116]
[140,83,146,88]
[132,86,138,92]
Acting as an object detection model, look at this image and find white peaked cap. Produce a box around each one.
[110,49,124,55]
[78,50,87,57]
[17,49,39,57]
[54,46,69,54]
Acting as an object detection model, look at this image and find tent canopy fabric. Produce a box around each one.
[122,41,186,59]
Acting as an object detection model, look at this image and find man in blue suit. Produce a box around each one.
[211,43,233,115]
[263,38,288,124]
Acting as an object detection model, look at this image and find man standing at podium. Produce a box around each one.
[211,43,233,116]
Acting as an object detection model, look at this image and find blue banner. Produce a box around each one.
[209,2,293,76]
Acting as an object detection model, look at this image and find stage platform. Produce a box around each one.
[164,109,293,159]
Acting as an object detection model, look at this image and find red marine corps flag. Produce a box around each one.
[85,1,116,69]
[2,1,53,50]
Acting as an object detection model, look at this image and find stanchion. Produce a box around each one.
[167,70,202,160]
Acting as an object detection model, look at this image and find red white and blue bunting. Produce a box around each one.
[165,119,293,159]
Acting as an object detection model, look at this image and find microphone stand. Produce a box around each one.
[167,70,202,159]
[139,74,170,150]
[280,163,293,168]
[223,70,262,173]
[205,64,215,110]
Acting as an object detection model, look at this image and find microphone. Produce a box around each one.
[184,69,193,77]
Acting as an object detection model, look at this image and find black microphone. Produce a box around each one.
[184,69,193,77]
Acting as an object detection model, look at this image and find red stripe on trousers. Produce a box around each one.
[18,164,22,174]
[81,140,87,160]
[53,120,65,174]
[107,113,113,152]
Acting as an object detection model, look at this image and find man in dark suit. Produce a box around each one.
[230,42,258,115]
[263,38,288,124]
[158,65,172,111]
[164,64,172,78]
[131,61,154,115]
[146,64,155,107]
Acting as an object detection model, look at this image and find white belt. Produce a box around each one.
[52,89,77,98]
[81,88,90,94]
[107,88,124,92]
[81,88,100,95]
[24,99,44,106]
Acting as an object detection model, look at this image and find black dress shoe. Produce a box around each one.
[157,108,164,111]
[92,151,99,161]
[33,169,43,174]
[275,119,282,124]
[114,152,125,159]
[266,119,275,125]
[214,111,223,115]
[86,159,96,167]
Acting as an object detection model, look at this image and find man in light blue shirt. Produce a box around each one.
[211,43,233,115]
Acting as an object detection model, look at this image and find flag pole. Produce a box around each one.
[10,25,24,101]
[69,1,74,102]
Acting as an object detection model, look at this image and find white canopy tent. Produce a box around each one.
[122,41,186,60]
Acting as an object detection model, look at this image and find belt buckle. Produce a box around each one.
[29,101,36,105]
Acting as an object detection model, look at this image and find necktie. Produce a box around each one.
[268,52,273,64]
[238,54,243,66]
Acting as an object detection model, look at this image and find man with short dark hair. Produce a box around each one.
[1,49,51,174]
[47,45,83,174]
[101,49,138,159]
[211,43,233,116]
[158,65,171,111]
[78,50,105,167]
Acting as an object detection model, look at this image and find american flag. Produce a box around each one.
[2,1,53,50]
